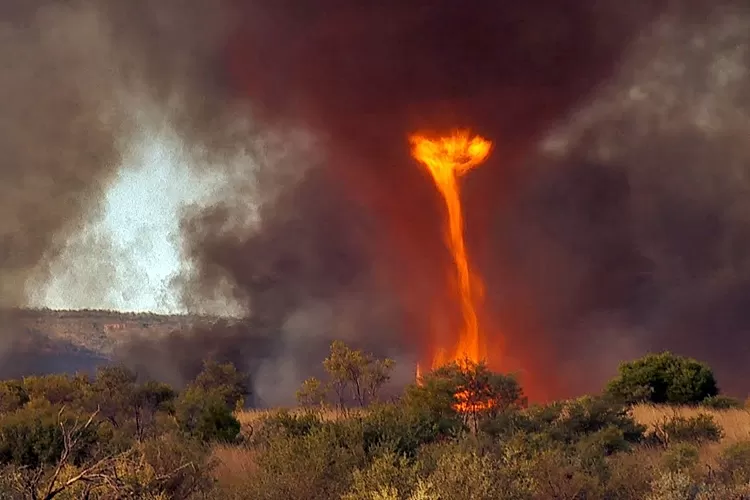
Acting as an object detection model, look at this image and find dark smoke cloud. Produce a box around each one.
[7,0,750,403]
[521,3,750,396]
[182,0,666,401]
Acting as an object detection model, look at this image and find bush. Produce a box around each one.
[297,341,396,411]
[526,449,603,500]
[716,441,750,485]
[256,410,325,443]
[403,360,526,436]
[0,406,100,468]
[240,424,365,500]
[702,395,744,409]
[605,352,718,405]
[22,373,89,408]
[192,360,250,411]
[0,381,28,413]
[661,443,700,473]
[116,433,217,499]
[358,403,452,459]
[342,450,422,500]
[513,397,645,450]
[660,414,723,445]
[422,448,506,500]
[176,388,241,444]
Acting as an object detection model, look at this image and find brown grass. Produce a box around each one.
[633,404,750,466]
[235,407,349,428]
[632,404,750,444]
[212,444,258,485]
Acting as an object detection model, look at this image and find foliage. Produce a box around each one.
[0,406,100,469]
[404,359,526,435]
[192,359,250,411]
[605,352,719,405]
[359,403,448,459]
[296,377,328,408]
[500,396,645,451]
[659,414,723,445]
[716,440,750,485]
[175,387,241,444]
[112,433,217,498]
[661,443,700,473]
[297,341,395,411]
[342,451,422,500]
[701,395,744,409]
[240,423,365,500]
[22,373,89,408]
[0,343,745,499]
[0,381,29,413]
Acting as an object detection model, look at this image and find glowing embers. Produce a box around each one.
[409,130,492,370]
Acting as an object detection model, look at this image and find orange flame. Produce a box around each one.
[410,130,492,374]
[453,389,495,413]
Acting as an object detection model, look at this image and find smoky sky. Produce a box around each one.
[4,0,750,402]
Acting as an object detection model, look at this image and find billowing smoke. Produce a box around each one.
[5,0,750,402]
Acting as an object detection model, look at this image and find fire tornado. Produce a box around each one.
[410,131,493,375]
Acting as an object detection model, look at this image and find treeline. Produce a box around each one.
[0,343,748,499]
[8,307,220,322]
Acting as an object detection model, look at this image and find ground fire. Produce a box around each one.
[410,130,496,412]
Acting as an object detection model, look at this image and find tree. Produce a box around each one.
[175,387,241,444]
[297,340,395,411]
[132,381,177,442]
[192,359,250,411]
[89,365,138,428]
[404,359,527,434]
[605,352,718,405]
[296,377,328,409]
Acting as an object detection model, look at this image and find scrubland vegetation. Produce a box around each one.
[0,343,748,499]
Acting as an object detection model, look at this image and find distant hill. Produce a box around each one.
[0,309,224,377]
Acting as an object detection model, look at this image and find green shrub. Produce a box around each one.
[661,414,723,444]
[0,406,100,468]
[175,388,241,444]
[242,424,365,500]
[342,450,422,500]
[702,395,744,409]
[525,449,603,500]
[576,425,633,473]
[716,440,750,485]
[661,443,700,473]
[403,360,525,437]
[255,409,325,444]
[604,450,659,500]
[126,433,217,499]
[22,374,89,408]
[0,381,28,413]
[359,403,449,459]
[192,360,250,411]
[422,448,506,500]
[646,471,699,500]
[605,352,718,405]
[514,397,645,450]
